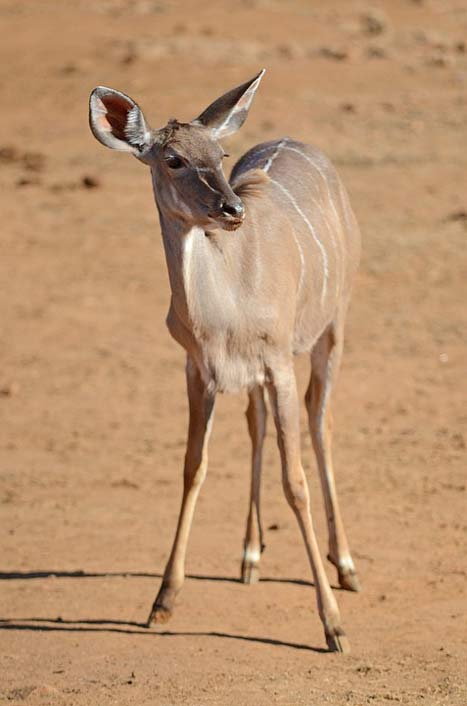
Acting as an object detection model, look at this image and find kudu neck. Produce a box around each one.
[151,170,230,259]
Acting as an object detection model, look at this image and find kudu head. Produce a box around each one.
[89,70,265,231]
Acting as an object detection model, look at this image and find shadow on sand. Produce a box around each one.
[0,569,318,586]
[0,568,342,653]
[0,617,327,653]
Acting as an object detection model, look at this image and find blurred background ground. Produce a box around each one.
[0,0,466,704]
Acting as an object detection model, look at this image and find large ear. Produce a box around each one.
[89,86,153,156]
[193,69,265,140]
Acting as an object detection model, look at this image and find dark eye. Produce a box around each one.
[166,155,184,169]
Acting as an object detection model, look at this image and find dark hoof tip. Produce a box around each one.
[338,570,362,592]
[327,554,362,592]
[147,605,172,627]
[326,629,350,654]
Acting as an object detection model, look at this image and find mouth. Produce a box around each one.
[207,213,244,231]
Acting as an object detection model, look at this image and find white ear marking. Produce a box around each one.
[125,104,152,149]
[193,69,266,140]
[212,69,265,139]
[89,86,153,156]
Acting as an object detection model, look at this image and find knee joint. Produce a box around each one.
[283,476,309,511]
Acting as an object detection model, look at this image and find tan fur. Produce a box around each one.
[231,167,271,198]
[89,75,361,653]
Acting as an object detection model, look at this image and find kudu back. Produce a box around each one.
[89,70,361,653]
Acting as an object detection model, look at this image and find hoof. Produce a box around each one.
[241,561,260,584]
[147,604,172,627]
[327,554,362,592]
[338,569,361,593]
[326,629,350,654]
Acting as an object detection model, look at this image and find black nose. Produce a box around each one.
[221,201,244,219]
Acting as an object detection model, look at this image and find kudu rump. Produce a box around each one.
[89,70,361,653]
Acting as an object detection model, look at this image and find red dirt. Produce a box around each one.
[1,1,466,704]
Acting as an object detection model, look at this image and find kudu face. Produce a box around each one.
[89,70,265,232]
[150,121,244,231]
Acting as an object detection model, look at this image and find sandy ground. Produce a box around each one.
[1,1,466,704]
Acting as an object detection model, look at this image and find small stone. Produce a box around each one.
[276,43,297,60]
[319,46,349,61]
[0,146,19,163]
[121,51,138,65]
[82,175,100,189]
[200,25,214,37]
[32,684,60,696]
[447,209,467,222]
[427,54,449,68]
[0,382,19,396]
[367,45,387,59]
[361,10,388,36]
[23,152,46,172]
[16,176,40,187]
[451,433,465,450]
[60,63,78,75]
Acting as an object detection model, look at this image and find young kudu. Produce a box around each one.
[89,70,361,653]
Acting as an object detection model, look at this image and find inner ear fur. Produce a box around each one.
[99,92,134,142]
[89,86,152,154]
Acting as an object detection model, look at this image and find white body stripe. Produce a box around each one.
[281,144,341,300]
[263,138,286,173]
[270,177,328,305]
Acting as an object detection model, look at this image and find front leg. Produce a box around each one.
[267,360,349,653]
[147,356,215,625]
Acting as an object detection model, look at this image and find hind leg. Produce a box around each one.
[305,321,361,592]
[268,361,349,652]
[241,385,266,584]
